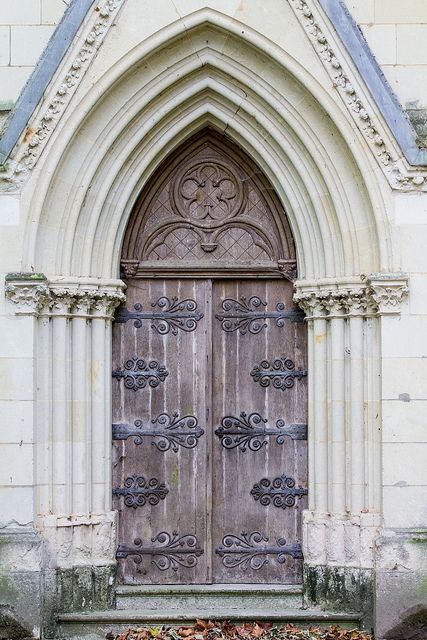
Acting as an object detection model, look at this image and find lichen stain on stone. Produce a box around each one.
[315,333,326,343]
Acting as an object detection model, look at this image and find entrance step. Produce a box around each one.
[115,584,303,612]
[57,609,362,639]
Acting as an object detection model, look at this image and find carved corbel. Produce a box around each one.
[277,259,297,282]
[5,273,50,315]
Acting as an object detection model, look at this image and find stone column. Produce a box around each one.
[5,274,125,615]
[294,274,408,619]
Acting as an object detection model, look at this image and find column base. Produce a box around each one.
[303,564,374,631]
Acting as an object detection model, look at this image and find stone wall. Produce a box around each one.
[0,2,426,640]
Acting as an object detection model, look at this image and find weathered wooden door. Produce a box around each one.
[112,130,307,585]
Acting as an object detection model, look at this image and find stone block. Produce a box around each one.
[381,315,427,358]
[383,486,427,529]
[397,25,427,65]
[382,400,427,443]
[346,0,374,24]
[0,443,33,486]
[375,531,427,640]
[400,225,427,272]
[0,316,34,358]
[375,0,427,23]
[0,66,32,102]
[363,25,396,65]
[0,357,34,401]
[381,65,427,106]
[11,25,55,66]
[395,192,427,226]
[382,357,427,400]
[0,1,40,25]
[0,26,10,66]
[0,487,34,526]
[408,274,427,314]
[41,0,67,25]
[383,443,427,486]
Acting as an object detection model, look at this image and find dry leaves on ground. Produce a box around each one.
[110,620,373,640]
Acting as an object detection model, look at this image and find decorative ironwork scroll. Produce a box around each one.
[114,297,204,335]
[251,474,308,509]
[113,475,169,508]
[116,531,203,572]
[250,357,307,390]
[215,531,303,570]
[215,412,307,452]
[215,296,303,334]
[112,412,204,452]
[112,357,168,391]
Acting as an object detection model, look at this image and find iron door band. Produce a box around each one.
[215,412,307,452]
[114,296,204,334]
[215,531,303,570]
[113,474,169,508]
[215,296,304,334]
[117,532,203,573]
[112,413,204,452]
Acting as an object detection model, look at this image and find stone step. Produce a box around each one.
[57,608,362,639]
[115,584,303,611]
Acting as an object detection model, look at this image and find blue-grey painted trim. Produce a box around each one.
[0,0,94,165]
[319,0,427,166]
[0,0,426,167]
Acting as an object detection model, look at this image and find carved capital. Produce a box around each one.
[365,273,409,315]
[90,289,126,318]
[294,275,409,319]
[5,274,50,315]
[5,275,126,319]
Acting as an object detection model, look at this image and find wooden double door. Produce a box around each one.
[112,277,307,585]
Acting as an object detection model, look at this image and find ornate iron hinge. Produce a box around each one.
[112,412,204,451]
[215,296,304,334]
[251,474,308,509]
[116,531,203,572]
[113,475,169,508]
[112,357,168,391]
[215,412,307,452]
[250,357,307,390]
[114,296,204,334]
[215,531,303,570]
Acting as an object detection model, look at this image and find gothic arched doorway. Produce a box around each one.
[112,130,308,585]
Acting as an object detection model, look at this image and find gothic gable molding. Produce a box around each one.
[0,1,426,193]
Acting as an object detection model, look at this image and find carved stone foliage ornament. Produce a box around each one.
[112,357,168,391]
[113,475,169,508]
[116,531,203,572]
[250,357,307,390]
[215,412,307,452]
[5,274,126,317]
[215,531,303,570]
[294,274,409,318]
[114,297,204,334]
[215,296,303,335]
[251,474,308,509]
[112,412,204,452]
